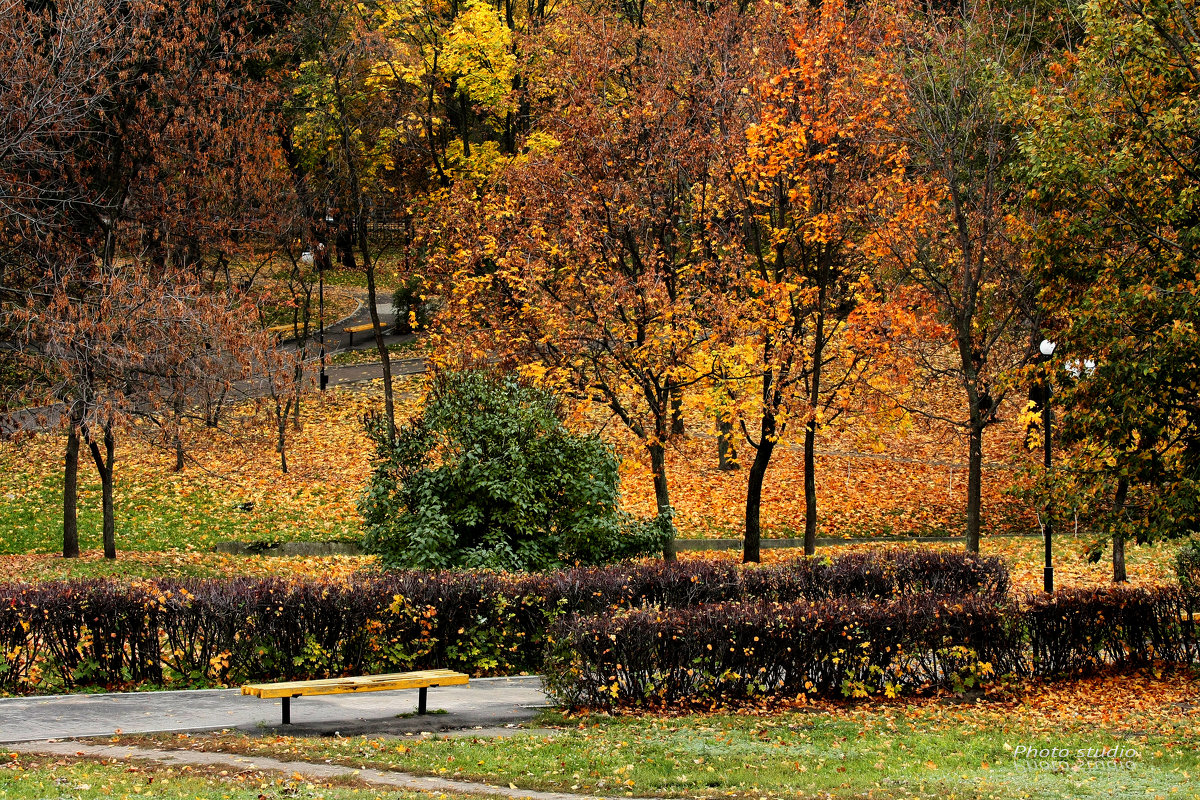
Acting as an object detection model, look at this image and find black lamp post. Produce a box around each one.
[319,258,327,391]
[1039,338,1056,594]
[319,213,333,392]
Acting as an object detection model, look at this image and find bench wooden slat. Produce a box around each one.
[343,322,387,334]
[242,669,468,699]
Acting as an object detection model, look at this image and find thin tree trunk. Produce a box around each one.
[803,419,818,555]
[1113,476,1129,583]
[63,422,81,559]
[276,398,290,474]
[87,422,116,560]
[292,360,304,431]
[173,403,185,472]
[717,415,738,471]
[648,440,676,562]
[966,417,983,553]
[357,227,396,443]
[744,438,775,564]
[670,389,684,436]
[803,316,825,556]
[357,231,396,448]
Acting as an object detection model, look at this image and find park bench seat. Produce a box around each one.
[242,668,468,725]
[266,323,297,340]
[343,320,387,344]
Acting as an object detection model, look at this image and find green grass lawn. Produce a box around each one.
[0,454,361,556]
[0,389,387,558]
[0,755,478,800]
[127,693,1200,800]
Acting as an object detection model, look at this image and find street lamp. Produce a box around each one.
[318,243,328,391]
[319,213,334,392]
[1039,338,1056,593]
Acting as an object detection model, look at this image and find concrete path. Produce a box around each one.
[0,675,551,744]
[11,740,656,800]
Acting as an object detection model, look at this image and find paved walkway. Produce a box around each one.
[0,675,550,744]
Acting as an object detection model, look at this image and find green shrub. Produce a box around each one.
[360,369,660,571]
[391,277,431,333]
[1176,538,1200,609]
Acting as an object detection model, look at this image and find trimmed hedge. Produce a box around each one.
[545,585,1200,709]
[0,551,1005,692]
[545,594,1021,707]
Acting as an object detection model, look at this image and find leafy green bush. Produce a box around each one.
[360,369,661,570]
[1176,538,1200,609]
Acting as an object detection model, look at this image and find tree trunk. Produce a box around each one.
[173,404,185,472]
[717,415,738,471]
[336,222,356,271]
[744,438,775,564]
[359,212,396,444]
[803,419,819,555]
[1113,476,1129,583]
[648,440,676,562]
[292,360,304,431]
[87,422,116,560]
[965,418,983,553]
[804,315,825,556]
[63,423,81,559]
[276,398,290,474]
[670,389,684,436]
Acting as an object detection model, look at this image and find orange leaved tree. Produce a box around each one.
[432,2,755,559]
[727,0,910,559]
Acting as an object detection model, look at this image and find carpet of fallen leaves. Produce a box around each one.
[0,550,373,582]
[0,376,1169,592]
[607,388,1039,540]
[812,669,1200,750]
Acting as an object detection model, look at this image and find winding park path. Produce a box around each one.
[0,676,664,800]
[0,675,549,743]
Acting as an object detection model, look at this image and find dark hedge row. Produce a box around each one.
[0,551,1005,692]
[544,585,1200,708]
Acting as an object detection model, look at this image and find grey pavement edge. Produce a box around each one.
[0,675,552,744]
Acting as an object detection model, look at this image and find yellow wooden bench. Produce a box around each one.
[343,320,388,344]
[266,323,297,341]
[242,668,468,725]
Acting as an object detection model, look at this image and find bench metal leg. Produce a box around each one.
[282,696,294,725]
[418,686,428,715]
